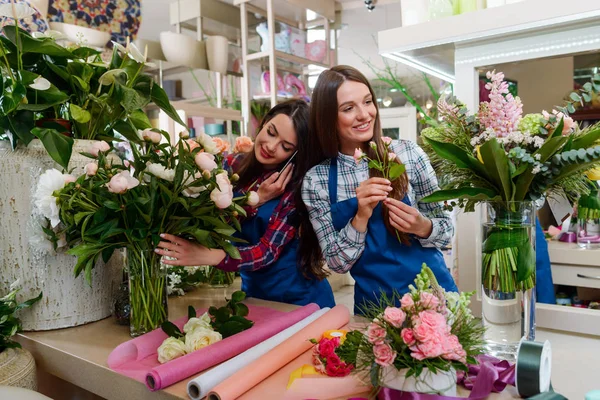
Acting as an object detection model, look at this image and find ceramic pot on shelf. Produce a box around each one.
[206,35,229,75]
[160,31,207,69]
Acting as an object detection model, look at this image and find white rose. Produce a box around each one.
[34,168,67,228]
[196,133,218,154]
[146,163,176,181]
[247,191,259,207]
[185,327,222,352]
[183,312,212,334]
[157,337,188,364]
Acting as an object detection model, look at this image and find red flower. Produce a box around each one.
[317,337,339,358]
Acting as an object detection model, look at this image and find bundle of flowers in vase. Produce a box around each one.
[33,130,257,336]
[310,265,484,395]
[420,70,600,356]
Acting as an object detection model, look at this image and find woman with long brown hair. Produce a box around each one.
[156,99,335,308]
[299,66,456,314]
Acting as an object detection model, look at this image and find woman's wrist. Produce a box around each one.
[416,217,433,238]
[207,248,227,265]
[352,213,369,233]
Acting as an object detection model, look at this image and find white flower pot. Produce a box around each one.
[206,35,229,75]
[0,348,37,390]
[381,366,457,396]
[160,31,207,70]
[0,140,123,330]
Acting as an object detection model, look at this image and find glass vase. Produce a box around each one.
[481,201,536,361]
[127,248,168,337]
[428,0,454,20]
[576,208,600,249]
[204,266,236,288]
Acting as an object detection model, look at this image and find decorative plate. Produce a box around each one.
[0,0,48,35]
[47,0,141,45]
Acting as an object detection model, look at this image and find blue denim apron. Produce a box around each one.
[327,158,457,314]
[238,196,335,308]
[535,220,556,304]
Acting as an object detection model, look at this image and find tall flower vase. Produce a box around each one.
[127,249,168,337]
[481,201,536,361]
[203,266,236,288]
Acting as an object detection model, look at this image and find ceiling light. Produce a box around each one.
[383,96,393,107]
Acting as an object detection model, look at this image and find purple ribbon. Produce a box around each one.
[558,232,577,243]
[377,355,516,400]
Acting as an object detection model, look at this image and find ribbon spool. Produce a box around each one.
[515,339,552,398]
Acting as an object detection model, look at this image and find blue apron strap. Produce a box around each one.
[328,158,338,205]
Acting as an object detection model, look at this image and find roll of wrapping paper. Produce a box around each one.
[186,307,330,399]
[207,305,351,400]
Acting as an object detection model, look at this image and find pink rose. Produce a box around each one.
[234,136,254,153]
[400,293,415,311]
[84,163,98,176]
[195,152,218,171]
[185,139,200,152]
[561,115,576,135]
[210,172,233,209]
[383,307,405,328]
[124,160,131,168]
[312,347,326,374]
[381,136,393,145]
[317,337,338,358]
[373,343,396,367]
[419,292,440,310]
[107,170,139,194]
[388,152,397,162]
[366,322,387,344]
[141,129,162,144]
[89,140,110,157]
[212,137,231,153]
[63,174,76,184]
[412,310,448,342]
[442,334,467,364]
[353,148,364,164]
[415,334,445,359]
[247,191,260,207]
[401,328,416,346]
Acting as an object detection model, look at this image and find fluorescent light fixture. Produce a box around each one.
[382,52,455,84]
[389,88,399,92]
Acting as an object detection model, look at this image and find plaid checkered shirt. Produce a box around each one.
[301,139,453,274]
[217,153,297,272]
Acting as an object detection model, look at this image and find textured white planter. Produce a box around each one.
[160,31,207,69]
[382,366,457,396]
[0,348,37,390]
[206,35,229,75]
[0,140,122,330]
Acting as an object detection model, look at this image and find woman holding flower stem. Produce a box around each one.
[156,100,335,308]
[300,65,457,315]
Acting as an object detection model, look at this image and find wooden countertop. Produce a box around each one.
[17,285,600,400]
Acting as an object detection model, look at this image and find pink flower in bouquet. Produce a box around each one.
[317,337,339,358]
[383,307,405,328]
[381,136,393,145]
[479,71,522,137]
[442,334,467,364]
[401,328,416,346]
[195,152,218,171]
[186,139,201,152]
[234,136,254,153]
[212,137,230,153]
[210,172,233,209]
[388,152,397,162]
[63,174,76,184]
[400,293,415,311]
[373,343,396,367]
[325,355,354,377]
[89,140,110,157]
[366,321,387,344]
[141,129,162,144]
[418,292,440,310]
[312,348,326,374]
[410,334,445,360]
[85,163,98,176]
[107,171,139,194]
[412,310,448,342]
[353,148,365,164]
[543,110,576,135]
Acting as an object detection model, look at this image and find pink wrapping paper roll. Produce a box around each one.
[207,305,351,400]
[107,303,320,391]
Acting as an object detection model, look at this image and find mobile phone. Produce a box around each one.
[278,151,297,174]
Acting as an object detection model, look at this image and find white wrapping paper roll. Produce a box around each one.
[186,307,330,399]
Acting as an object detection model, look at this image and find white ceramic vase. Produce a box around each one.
[0,140,123,330]
[0,348,37,390]
[381,366,457,396]
[160,31,207,69]
[206,35,229,75]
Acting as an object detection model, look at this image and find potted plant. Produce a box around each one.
[0,280,42,389]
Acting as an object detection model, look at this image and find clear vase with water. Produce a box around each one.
[481,201,536,361]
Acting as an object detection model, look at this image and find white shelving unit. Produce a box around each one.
[234,0,336,134]
[377,0,600,335]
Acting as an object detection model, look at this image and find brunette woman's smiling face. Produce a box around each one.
[254,114,298,167]
[336,80,377,155]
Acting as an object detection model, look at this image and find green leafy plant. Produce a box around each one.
[0,24,185,169]
[1,281,42,353]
